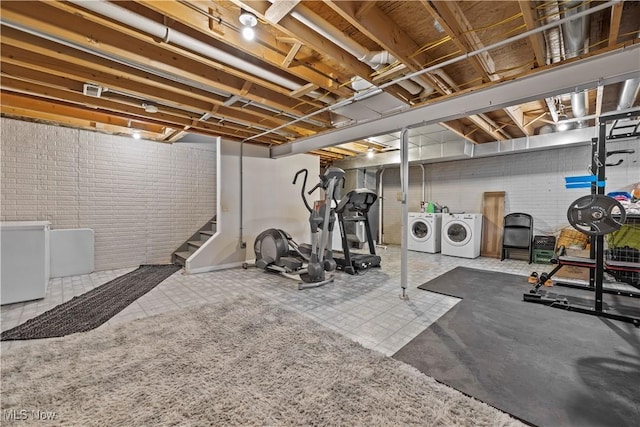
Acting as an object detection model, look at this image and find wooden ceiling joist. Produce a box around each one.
[0,0,636,167]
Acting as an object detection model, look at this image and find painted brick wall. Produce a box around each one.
[1,118,216,271]
[381,140,639,244]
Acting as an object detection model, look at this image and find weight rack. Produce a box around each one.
[524,110,640,326]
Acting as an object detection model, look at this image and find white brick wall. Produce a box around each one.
[381,141,639,244]
[1,118,216,271]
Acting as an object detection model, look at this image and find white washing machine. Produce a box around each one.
[441,213,483,258]
[408,213,442,253]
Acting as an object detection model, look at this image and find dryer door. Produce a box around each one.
[410,218,432,242]
[443,221,472,246]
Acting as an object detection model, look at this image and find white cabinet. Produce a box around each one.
[1,221,51,305]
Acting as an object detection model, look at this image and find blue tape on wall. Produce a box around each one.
[565,181,606,189]
[565,175,597,183]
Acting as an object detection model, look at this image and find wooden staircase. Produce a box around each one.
[173,216,217,267]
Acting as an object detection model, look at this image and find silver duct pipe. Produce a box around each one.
[559,1,589,58]
[69,0,334,104]
[617,78,640,111]
[617,32,640,111]
[253,0,621,146]
[288,3,432,98]
[560,1,589,127]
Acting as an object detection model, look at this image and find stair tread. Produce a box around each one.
[174,251,192,260]
[200,230,214,236]
[188,240,204,248]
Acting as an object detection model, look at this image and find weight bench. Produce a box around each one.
[529,248,640,297]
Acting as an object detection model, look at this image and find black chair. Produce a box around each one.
[501,213,533,263]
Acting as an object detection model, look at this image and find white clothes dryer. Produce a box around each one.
[408,213,442,253]
[441,213,483,258]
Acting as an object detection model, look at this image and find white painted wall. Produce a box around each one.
[0,118,216,271]
[187,139,319,273]
[380,139,639,244]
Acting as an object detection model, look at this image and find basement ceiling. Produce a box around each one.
[1,1,639,166]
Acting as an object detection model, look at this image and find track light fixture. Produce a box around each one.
[239,9,257,41]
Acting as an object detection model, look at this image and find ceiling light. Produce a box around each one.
[239,9,257,41]
[239,9,257,27]
[142,102,158,113]
[132,131,141,140]
[242,26,255,41]
[556,113,572,132]
[367,148,375,158]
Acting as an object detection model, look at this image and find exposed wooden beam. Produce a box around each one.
[430,1,498,81]
[355,1,377,19]
[321,146,359,156]
[264,0,300,24]
[468,115,507,141]
[132,0,349,98]
[439,121,482,144]
[518,1,547,68]
[230,0,409,103]
[282,42,302,68]
[608,2,624,47]
[429,1,524,137]
[289,83,319,99]
[325,0,439,96]
[0,46,316,140]
[0,4,333,123]
[1,71,313,140]
[595,85,604,118]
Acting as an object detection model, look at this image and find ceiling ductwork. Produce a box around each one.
[287,2,433,104]
[617,78,640,111]
[332,126,599,170]
[68,0,337,105]
[617,32,640,111]
[559,0,589,128]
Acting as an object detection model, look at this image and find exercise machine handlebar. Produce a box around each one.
[293,168,312,213]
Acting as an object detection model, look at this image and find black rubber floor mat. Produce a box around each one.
[394,267,640,427]
[1,264,181,341]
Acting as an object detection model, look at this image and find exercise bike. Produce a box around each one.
[248,167,344,290]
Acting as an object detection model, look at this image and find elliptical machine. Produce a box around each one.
[249,167,345,290]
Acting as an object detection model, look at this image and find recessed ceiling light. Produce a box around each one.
[132,131,141,139]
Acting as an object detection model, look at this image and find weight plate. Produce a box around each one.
[567,194,627,236]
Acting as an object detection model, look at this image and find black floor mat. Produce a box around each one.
[393,267,640,427]
[1,264,181,341]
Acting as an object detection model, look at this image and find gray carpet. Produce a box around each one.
[1,293,525,427]
[1,264,181,341]
[393,267,640,427]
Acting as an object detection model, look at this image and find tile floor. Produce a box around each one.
[1,247,553,355]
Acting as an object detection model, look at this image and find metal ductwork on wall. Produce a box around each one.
[332,126,600,170]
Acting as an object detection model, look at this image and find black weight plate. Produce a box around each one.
[567,194,626,236]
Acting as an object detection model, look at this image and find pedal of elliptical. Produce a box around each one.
[281,256,303,270]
